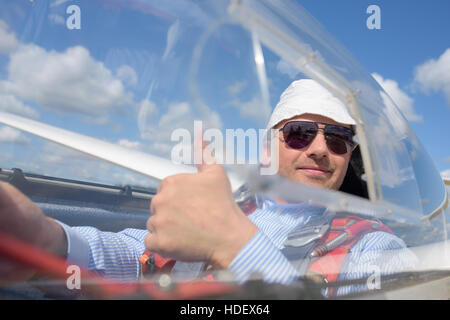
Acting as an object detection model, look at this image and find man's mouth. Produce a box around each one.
[297,166,332,176]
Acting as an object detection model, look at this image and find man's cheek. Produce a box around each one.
[277,165,291,181]
[330,170,345,190]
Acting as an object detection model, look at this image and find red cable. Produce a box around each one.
[0,231,139,298]
[0,231,238,299]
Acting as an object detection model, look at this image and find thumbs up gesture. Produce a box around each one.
[144,137,257,269]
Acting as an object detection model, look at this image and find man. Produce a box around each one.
[0,79,417,295]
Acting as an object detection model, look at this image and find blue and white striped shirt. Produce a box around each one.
[59,197,418,296]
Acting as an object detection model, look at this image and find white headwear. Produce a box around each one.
[267,79,356,129]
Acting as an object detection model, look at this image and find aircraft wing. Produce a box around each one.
[0,111,246,193]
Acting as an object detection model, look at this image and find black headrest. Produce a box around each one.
[339,146,369,199]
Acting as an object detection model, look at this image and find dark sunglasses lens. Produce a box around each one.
[324,126,355,154]
[283,122,317,149]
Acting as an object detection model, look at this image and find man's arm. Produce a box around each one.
[0,182,67,285]
[64,224,147,281]
[335,231,418,296]
[228,230,300,284]
[0,181,149,284]
[228,230,418,296]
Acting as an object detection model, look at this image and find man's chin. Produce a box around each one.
[289,173,331,190]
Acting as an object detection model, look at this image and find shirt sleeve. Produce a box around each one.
[56,220,148,282]
[228,228,419,294]
[228,230,300,285]
[335,231,419,296]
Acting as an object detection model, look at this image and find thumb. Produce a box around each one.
[194,126,217,173]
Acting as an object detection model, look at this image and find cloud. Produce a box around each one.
[276,59,300,79]
[138,101,222,159]
[48,13,66,26]
[116,65,138,87]
[414,48,450,106]
[50,0,72,7]
[117,139,141,150]
[440,159,450,181]
[0,126,31,144]
[230,95,271,125]
[4,44,132,119]
[441,169,450,180]
[0,91,39,118]
[227,81,247,96]
[0,20,18,54]
[0,20,137,126]
[162,20,180,61]
[30,141,157,188]
[372,73,422,122]
[139,102,197,155]
[137,99,158,135]
[348,79,417,187]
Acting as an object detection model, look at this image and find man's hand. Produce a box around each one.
[145,146,258,269]
[0,182,67,286]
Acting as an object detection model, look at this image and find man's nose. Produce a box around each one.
[305,129,328,158]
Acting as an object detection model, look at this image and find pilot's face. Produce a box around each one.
[275,113,352,191]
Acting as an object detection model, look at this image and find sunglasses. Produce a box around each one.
[279,121,357,155]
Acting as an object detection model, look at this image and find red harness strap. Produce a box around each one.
[307,216,393,294]
[139,250,176,275]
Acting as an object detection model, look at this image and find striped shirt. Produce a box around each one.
[58,197,418,296]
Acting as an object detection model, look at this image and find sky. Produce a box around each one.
[298,0,450,178]
[0,0,449,191]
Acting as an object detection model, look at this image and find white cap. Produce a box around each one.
[267,79,356,129]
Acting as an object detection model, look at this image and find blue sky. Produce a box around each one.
[299,0,450,177]
[0,0,449,189]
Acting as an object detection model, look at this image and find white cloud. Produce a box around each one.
[151,142,174,155]
[48,13,66,26]
[139,102,195,156]
[116,65,138,87]
[38,142,93,165]
[348,80,417,187]
[372,73,422,122]
[0,126,30,144]
[4,44,132,118]
[117,139,141,150]
[0,20,18,54]
[276,59,300,79]
[159,102,190,128]
[50,0,72,7]
[441,169,450,180]
[162,20,180,62]
[230,95,271,125]
[414,48,450,106]
[138,101,222,159]
[137,99,158,135]
[227,81,247,96]
[31,141,157,188]
[0,92,39,119]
